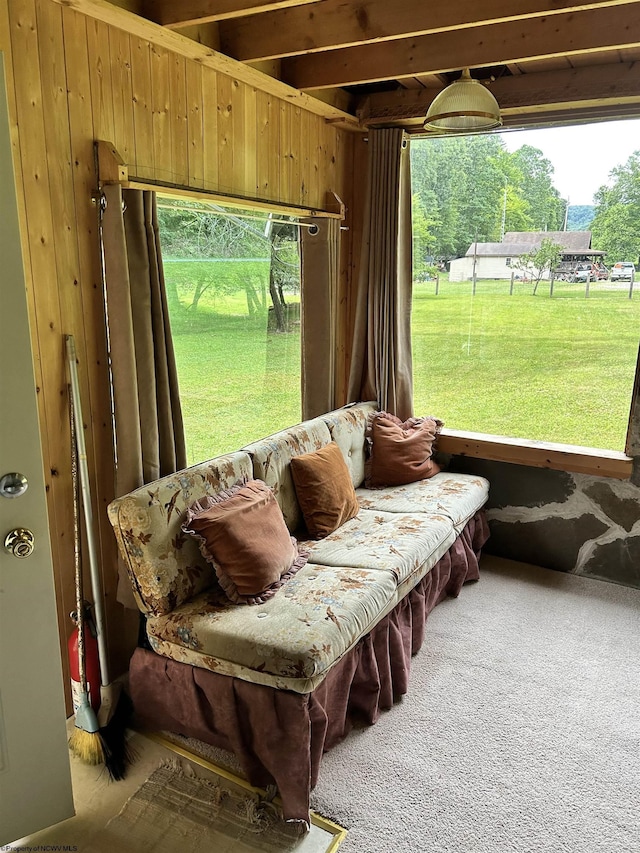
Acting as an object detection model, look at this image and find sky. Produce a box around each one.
[499,118,640,206]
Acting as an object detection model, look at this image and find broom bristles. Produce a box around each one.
[100,690,135,781]
[69,691,106,766]
[69,685,135,780]
[68,726,106,765]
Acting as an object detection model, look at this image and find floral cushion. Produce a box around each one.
[243,418,332,532]
[301,508,456,591]
[356,472,489,532]
[107,452,253,617]
[321,402,377,488]
[145,561,398,693]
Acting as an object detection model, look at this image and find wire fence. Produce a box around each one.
[415,272,637,299]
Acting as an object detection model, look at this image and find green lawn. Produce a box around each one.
[165,261,640,463]
[165,261,302,463]
[412,276,640,450]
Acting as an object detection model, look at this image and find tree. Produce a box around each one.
[411,134,513,259]
[508,145,564,232]
[513,238,564,294]
[591,151,640,264]
[266,219,300,332]
[412,192,439,278]
[411,136,566,262]
[157,200,301,329]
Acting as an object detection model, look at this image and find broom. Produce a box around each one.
[66,334,133,780]
[67,381,106,766]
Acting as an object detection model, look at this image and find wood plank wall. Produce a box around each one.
[3,0,356,709]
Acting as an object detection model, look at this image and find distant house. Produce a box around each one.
[448,231,605,282]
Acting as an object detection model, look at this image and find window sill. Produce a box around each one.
[438,428,634,480]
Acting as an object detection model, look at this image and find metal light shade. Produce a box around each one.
[424,69,502,132]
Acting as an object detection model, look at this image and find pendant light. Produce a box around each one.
[424,69,502,132]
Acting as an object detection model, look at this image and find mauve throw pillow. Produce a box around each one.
[290,442,360,539]
[366,411,443,487]
[182,480,308,605]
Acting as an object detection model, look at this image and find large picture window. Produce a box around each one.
[410,121,640,453]
[158,199,302,463]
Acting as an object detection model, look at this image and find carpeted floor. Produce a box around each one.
[159,556,639,852]
[308,556,640,852]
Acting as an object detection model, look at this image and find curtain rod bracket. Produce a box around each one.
[91,190,106,210]
[91,191,108,223]
[95,140,129,186]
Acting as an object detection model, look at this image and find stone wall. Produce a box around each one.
[449,456,640,589]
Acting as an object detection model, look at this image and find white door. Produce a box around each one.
[0,53,75,844]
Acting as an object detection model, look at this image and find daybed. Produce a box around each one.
[107,401,489,825]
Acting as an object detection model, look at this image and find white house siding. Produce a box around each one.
[449,256,513,282]
[449,257,472,282]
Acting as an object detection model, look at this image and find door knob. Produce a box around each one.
[4,528,35,558]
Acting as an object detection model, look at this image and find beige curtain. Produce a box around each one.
[102,184,187,606]
[347,127,414,419]
[300,217,340,419]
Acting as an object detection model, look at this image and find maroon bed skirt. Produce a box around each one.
[130,510,489,823]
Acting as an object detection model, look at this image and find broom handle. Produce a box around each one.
[70,386,87,692]
[66,335,111,688]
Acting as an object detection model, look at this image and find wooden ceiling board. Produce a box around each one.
[512,56,575,73]
[280,7,640,90]
[358,62,640,125]
[147,0,322,28]
[218,0,639,61]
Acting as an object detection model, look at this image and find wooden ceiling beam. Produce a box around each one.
[219,0,640,62]
[357,62,640,125]
[146,0,321,29]
[281,5,640,89]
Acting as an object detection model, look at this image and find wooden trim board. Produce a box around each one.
[439,428,633,479]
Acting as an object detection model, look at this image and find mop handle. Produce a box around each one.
[66,335,111,688]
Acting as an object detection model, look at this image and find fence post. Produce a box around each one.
[549,271,555,298]
[585,273,590,298]
[435,273,439,295]
[629,270,635,299]
[510,271,514,295]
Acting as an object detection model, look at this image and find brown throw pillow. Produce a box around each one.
[182,480,308,605]
[366,411,443,487]
[290,442,360,539]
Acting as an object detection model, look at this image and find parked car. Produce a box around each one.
[610,262,635,281]
[569,263,608,282]
[570,265,592,282]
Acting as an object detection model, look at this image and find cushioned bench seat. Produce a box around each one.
[355,472,490,532]
[302,508,456,594]
[145,561,398,693]
[109,401,491,826]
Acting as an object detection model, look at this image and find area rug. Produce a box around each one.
[155,558,640,853]
[85,759,344,853]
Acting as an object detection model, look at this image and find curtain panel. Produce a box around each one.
[101,184,186,606]
[347,127,414,420]
[300,217,341,419]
